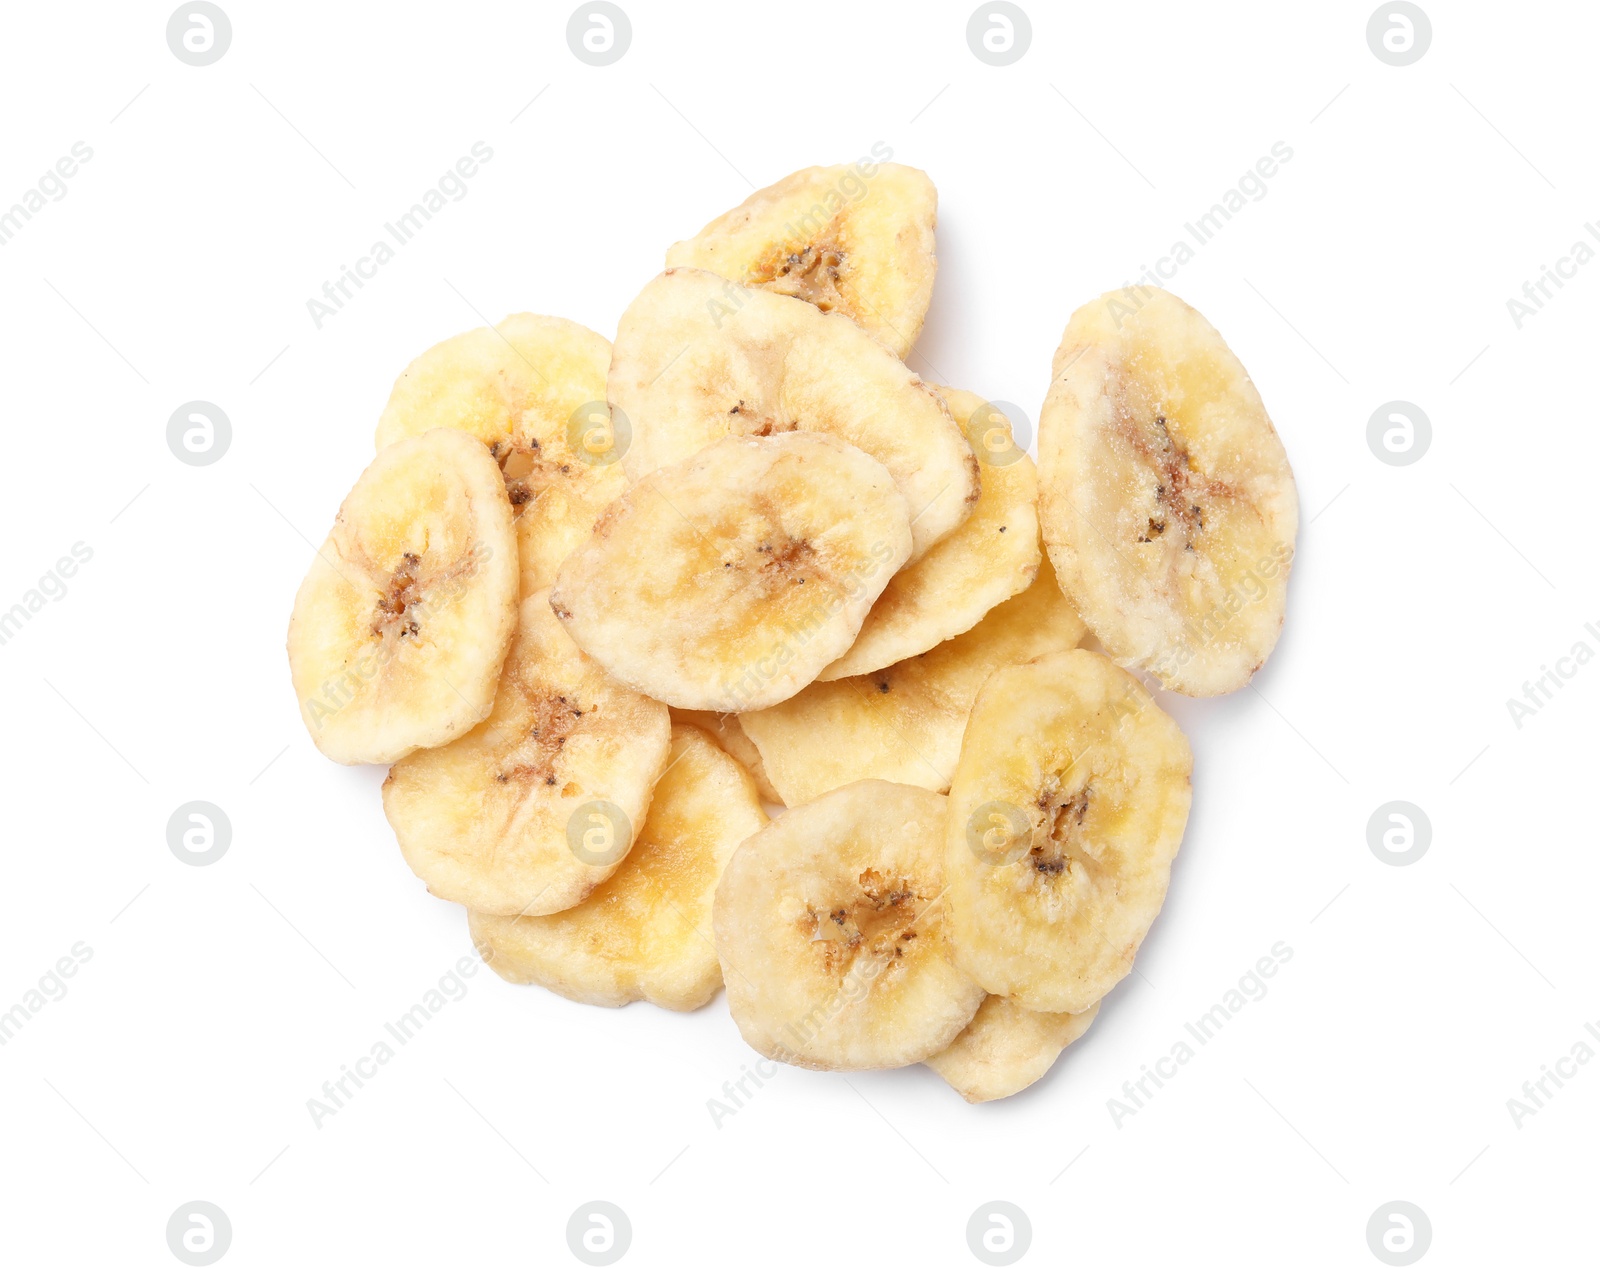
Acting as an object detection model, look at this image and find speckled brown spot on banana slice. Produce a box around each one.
[494,691,589,788]
[1029,785,1094,880]
[805,868,924,972]
[1116,412,1235,550]
[488,438,574,517]
[748,242,849,313]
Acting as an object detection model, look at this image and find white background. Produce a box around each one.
[1,1,1593,1264]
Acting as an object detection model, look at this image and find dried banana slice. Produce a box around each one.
[551,432,912,712]
[287,428,519,765]
[1038,288,1298,695]
[664,161,937,358]
[468,724,766,1010]
[818,385,1040,680]
[739,559,1084,805]
[374,314,623,595]
[382,589,670,916]
[713,780,983,1070]
[668,709,784,806]
[925,997,1099,1104]
[945,649,1192,1013]
[609,268,976,560]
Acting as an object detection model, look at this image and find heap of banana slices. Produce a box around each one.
[287,162,1298,1103]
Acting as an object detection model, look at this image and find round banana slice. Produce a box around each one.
[925,997,1099,1104]
[609,268,977,561]
[1038,288,1298,696]
[551,432,913,712]
[468,724,766,1010]
[817,385,1040,681]
[739,558,1084,806]
[383,589,670,916]
[945,649,1193,1014]
[374,313,623,595]
[668,709,784,806]
[664,161,937,358]
[287,428,519,765]
[714,780,984,1070]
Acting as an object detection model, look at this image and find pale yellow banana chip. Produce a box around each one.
[287,428,519,765]
[946,649,1192,1013]
[468,724,766,1010]
[551,432,912,712]
[665,161,937,358]
[609,268,977,560]
[925,997,1099,1103]
[1039,288,1298,695]
[383,590,670,916]
[714,780,983,1070]
[739,559,1085,805]
[818,385,1040,680]
[669,709,784,805]
[374,314,623,595]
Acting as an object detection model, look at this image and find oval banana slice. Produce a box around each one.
[551,432,913,712]
[739,559,1085,806]
[287,428,519,765]
[714,780,984,1070]
[945,649,1192,1014]
[383,589,670,916]
[468,724,766,1010]
[668,709,784,806]
[925,996,1099,1104]
[374,313,624,595]
[664,161,937,358]
[1038,288,1298,696]
[817,385,1040,681]
[609,268,977,560]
